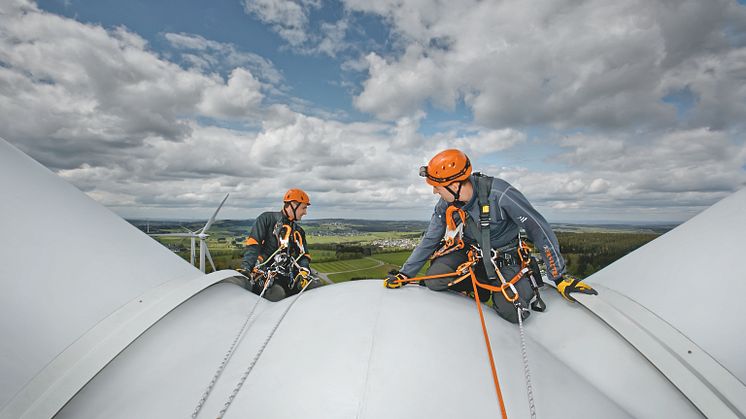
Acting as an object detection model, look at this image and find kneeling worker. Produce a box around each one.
[384,149,596,323]
[241,188,321,301]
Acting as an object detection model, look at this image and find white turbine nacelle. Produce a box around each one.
[149,194,229,273]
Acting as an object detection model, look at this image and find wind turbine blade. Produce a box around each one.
[201,193,229,234]
[148,233,194,237]
[205,246,216,273]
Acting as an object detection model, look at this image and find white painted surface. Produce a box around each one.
[586,188,746,384]
[0,138,200,410]
[58,281,701,419]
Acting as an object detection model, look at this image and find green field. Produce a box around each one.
[370,251,413,266]
[308,249,337,262]
[313,251,432,283]
[328,266,393,283]
[313,257,381,273]
[306,231,416,244]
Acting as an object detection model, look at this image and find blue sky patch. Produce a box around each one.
[662,86,697,120]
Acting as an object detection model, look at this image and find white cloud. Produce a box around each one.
[315,18,349,57]
[242,0,355,57]
[0,3,270,170]
[164,32,284,85]
[198,69,264,119]
[2,1,745,223]
[354,47,456,120]
[243,0,318,47]
[479,128,746,220]
[345,0,746,132]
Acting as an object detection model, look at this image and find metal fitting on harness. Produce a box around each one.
[272,253,290,276]
[433,206,467,259]
[489,248,520,303]
[494,251,517,268]
[479,204,490,228]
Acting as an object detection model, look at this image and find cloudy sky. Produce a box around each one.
[1,0,745,222]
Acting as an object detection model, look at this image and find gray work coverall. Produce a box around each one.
[400,174,565,321]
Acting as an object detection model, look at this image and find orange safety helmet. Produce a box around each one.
[419,149,472,187]
[283,188,311,205]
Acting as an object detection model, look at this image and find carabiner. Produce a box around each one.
[501,282,519,303]
[293,230,305,254]
[278,224,292,249]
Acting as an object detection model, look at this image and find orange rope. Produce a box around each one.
[397,259,524,297]
[394,271,461,284]
[469,267,509,419]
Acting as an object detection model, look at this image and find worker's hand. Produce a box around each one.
[384,270,408,289]
[556,275,597,302]
[235,268,250,277]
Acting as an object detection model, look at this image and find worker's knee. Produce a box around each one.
[264,285,286,302]
[491,266,535,323]
[424,260,460,291]
[424,277,451,291]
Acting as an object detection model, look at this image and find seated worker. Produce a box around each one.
[384,149,596,323]
[241,188,321,301]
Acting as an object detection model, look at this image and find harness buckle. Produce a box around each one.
[479,204,490,228]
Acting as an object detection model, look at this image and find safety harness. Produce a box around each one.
[429,173,545,309]
[248,222,311,291]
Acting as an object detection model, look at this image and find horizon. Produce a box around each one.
[127,215,682,227]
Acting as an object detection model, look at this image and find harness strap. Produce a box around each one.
[470,174,499,281]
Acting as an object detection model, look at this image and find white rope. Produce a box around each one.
[191,277,272,419]
[216,278,314,419]
[517,305,537,419]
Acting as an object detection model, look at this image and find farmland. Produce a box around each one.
[132,218,673,283]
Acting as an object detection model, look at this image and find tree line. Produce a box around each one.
[556,232,660,278]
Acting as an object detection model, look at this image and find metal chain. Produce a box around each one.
[517,305,537,419]
[191,275,273,419]
[216,277,314,419]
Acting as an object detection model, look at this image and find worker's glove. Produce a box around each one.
[556,275,597,302]
[298,267,311,288]
[384,270,408,289]
[235,267,250,277]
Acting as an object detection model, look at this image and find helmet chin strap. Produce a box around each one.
[445,181,464,202]
[283,202,301,221]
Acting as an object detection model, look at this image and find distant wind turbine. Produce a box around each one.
[149,194,229,273]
